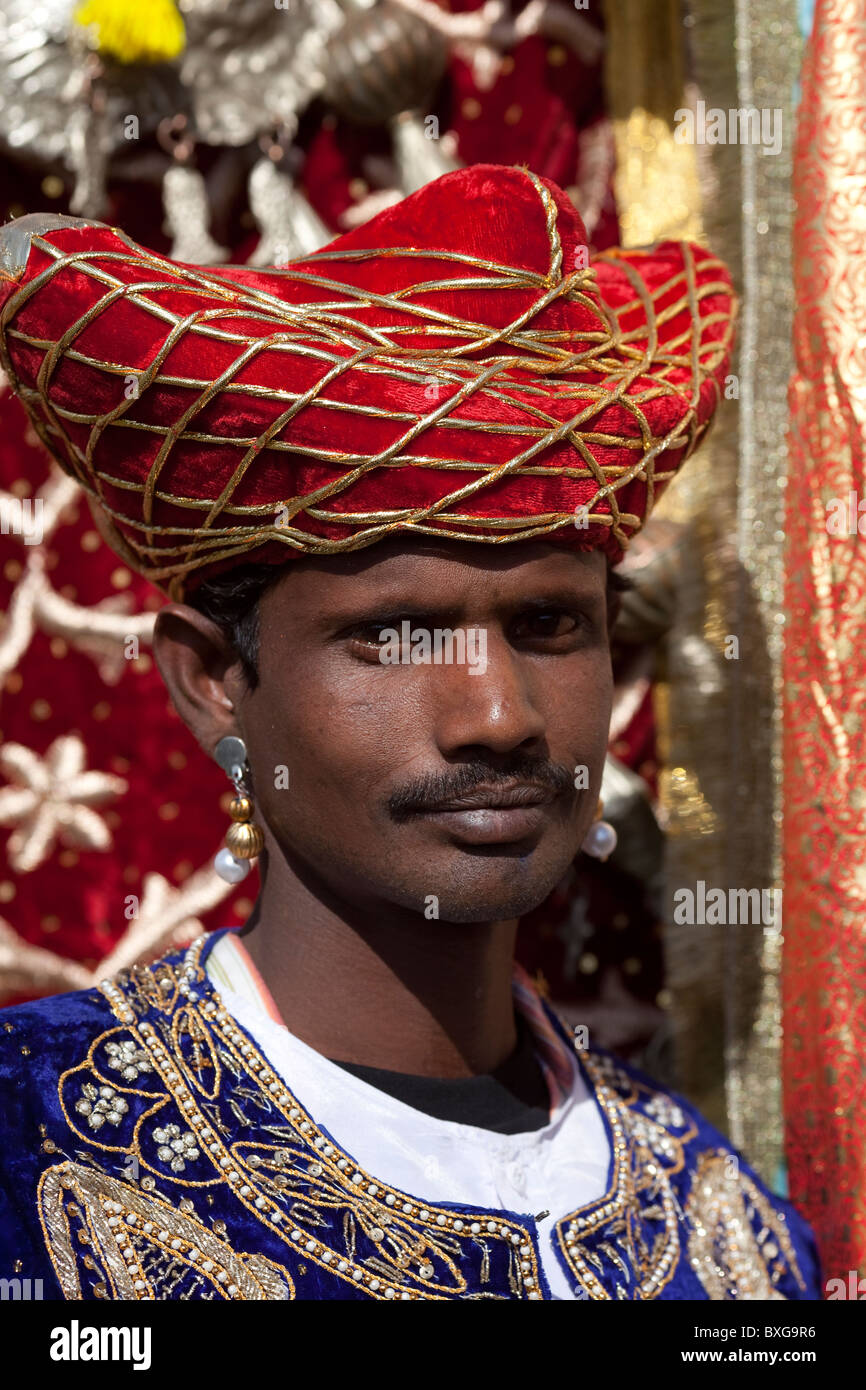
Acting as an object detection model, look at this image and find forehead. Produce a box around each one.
[262,540,608,618]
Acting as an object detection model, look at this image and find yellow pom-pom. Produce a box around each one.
[74,0,186,65]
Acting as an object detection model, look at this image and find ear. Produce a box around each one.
[152,604,248,760]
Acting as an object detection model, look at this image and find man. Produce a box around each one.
[0,165,819,1300]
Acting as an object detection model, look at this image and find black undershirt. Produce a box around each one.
[329,1011,552,1135]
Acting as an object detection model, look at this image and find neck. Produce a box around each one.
[237,851,520,1079]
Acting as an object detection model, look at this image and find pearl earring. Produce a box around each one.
[213,735,265,884]
[581,797,618,862]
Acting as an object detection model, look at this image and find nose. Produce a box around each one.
[433,630,547,758]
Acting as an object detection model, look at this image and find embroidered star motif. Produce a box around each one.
[0,549,155,693]
[93,865,233,979]
[0,913,91,997]
[0,735,127,872]
[0,860,234,1005]
[0,465,154,695]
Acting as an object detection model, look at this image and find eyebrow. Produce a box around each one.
[318,583,607,632]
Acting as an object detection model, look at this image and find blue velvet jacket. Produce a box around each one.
[0,930,821,1301]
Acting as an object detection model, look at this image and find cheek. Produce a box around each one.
[552,652,613,751]
[244,667,428,831]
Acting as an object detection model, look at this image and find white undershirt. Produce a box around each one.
[206,933,611,1299]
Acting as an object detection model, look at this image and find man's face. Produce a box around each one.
[237,540,613,924]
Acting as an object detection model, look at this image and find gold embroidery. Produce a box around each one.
[38,1162,293,1300]
[171,1002,222,1099]
[556,1053,686,1300]
[686,1153,805,1300]
[557,1053,806,1302]
[89,937,543,1300]
[33,933,805,1302]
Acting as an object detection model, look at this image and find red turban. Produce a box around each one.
[0,164,736,599]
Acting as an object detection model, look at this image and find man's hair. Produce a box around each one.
[190,557,633,689]
[190,564,283,688]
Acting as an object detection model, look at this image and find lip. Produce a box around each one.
[414,784,559,845]
[422,783,557,813]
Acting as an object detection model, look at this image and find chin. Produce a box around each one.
[421,846,573,924]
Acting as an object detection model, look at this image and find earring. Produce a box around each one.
[213,735,265,884]
[581,797,618,862]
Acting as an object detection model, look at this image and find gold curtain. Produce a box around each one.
[601,0,802,1183]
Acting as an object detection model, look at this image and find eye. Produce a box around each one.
[510,608,588,644]
[344,617,419,663]
[350,624,393,647]
[347,623,397,658]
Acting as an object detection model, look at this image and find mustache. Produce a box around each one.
[388,755,576,821]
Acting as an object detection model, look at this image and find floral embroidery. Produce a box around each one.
[586,1053,633,1092]
[104,1039,154,1082]
[644,1095,685,1129]
[628,1114,679,1161]
[153,1124,200,1173]
[74,1083,129,1131]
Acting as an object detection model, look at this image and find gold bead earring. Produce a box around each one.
[213,736,264,883]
